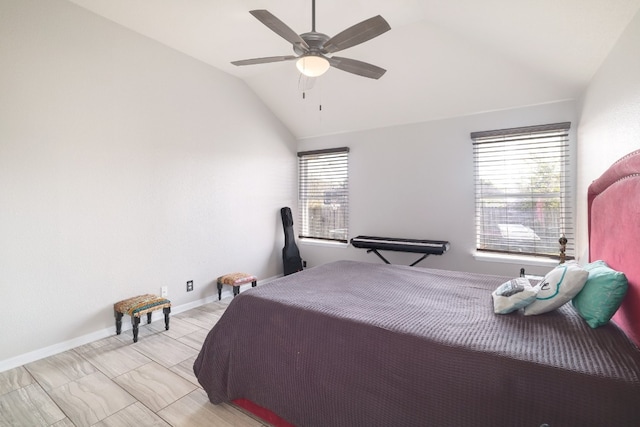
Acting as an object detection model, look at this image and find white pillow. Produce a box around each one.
[492,277,540,314]
[524,262,588,316]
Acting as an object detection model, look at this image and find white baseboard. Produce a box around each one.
[0,274,282,373]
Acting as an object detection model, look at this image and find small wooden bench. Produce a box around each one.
[217,273,257,300]
[114,294,171,343]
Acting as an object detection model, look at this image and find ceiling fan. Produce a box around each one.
[231,0,391,79]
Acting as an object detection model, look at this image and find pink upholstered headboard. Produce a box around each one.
[588,149,640,347]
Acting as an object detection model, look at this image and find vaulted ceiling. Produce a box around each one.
[67,0,640,139]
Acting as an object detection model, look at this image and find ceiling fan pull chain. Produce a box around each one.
[299,73,308,99]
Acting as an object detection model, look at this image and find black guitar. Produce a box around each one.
[281,207,303,276]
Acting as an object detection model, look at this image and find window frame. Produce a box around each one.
[297,147,350,243]
[471,122,574,260]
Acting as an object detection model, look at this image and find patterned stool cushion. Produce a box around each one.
[114,294,171,318]
[217,273,257,286]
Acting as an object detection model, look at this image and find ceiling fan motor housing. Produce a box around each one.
[294,32,330,56]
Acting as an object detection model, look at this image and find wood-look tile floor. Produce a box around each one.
[0,298,269,427]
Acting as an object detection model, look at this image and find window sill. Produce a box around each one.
[299,238,349,248]
[472,251,559,268]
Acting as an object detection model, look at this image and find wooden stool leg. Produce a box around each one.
[115,311,123,335]
[132,315,141,343]
[163,307,171,331]
[217,281,222,300]
[147,312,152,324]
[233,286,239,297]
[252,280,257,288]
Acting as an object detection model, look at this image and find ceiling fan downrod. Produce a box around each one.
[312,0,316,32]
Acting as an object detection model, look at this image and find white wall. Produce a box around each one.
[0,0,297,367]
[576,9,640,259]
[297,101,578,277]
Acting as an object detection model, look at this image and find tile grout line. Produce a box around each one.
[22,363,75,427]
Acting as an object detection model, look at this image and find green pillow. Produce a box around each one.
[572,260,628,328]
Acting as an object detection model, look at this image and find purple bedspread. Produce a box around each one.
[193,260,640,426]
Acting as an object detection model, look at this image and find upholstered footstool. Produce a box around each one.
[114,294,171,343]
[217,273,257,300]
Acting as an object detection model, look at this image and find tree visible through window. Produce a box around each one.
[298,147,349,242]
[471,123,573,258]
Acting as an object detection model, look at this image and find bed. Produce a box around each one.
[194,150,640,426]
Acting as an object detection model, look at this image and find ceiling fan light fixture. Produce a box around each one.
[296,55,330,77]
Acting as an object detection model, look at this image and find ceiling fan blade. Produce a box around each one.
[250,10,309,51]
[231,55,297,66]
[322,15,390,54]
[328,56,387,79]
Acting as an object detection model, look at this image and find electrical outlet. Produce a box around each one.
[161,286,168,297]
[186,280,193,292]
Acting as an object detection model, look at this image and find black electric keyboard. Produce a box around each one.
[350,235,450,266]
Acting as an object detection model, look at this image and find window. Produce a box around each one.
[471,122,573,259]
[298,147,349,242]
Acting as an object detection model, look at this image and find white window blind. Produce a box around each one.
[471,122,573,259]
[298,147,349,242]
